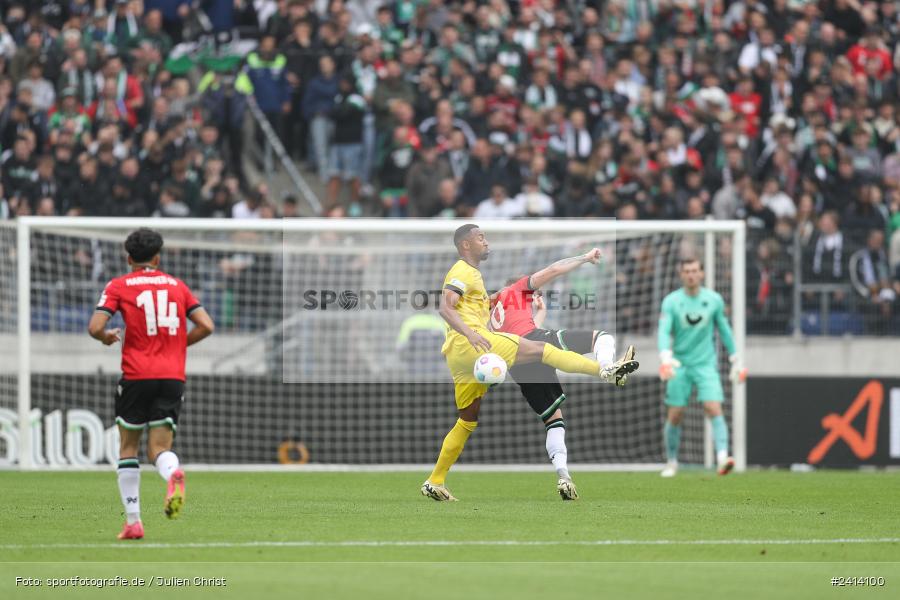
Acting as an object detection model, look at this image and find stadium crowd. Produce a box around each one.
[0,0,898,333]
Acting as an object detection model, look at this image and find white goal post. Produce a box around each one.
[5,217,746,471]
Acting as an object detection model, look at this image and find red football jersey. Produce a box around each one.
[96,268,202,381]
[491,276,537,336]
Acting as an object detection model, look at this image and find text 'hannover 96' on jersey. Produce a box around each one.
[491,276,536,337]
[96,268,202,381]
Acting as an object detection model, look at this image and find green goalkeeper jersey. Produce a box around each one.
[657,287,736,367]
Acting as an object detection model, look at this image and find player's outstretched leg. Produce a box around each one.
[603,345,639,386]
[545,415,577,500]
[532,340,640,383]
[116,457,144,540]
[593,334,639,385]
[527,341,602,377]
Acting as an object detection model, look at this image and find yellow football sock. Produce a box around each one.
[428,419,477,485]
[542,344,600,377]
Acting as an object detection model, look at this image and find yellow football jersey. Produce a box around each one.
[441,259,490,353]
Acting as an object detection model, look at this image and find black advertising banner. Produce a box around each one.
[748,377,900,467]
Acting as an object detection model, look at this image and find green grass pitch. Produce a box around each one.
[1,470,899,599]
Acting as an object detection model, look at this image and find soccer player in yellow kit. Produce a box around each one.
[421,224,639,501]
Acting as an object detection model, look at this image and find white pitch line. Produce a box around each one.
[3,538,899,550]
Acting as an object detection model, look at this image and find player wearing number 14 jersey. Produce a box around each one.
[88,229,214,540]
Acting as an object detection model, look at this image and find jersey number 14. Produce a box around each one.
[136,289,179,336]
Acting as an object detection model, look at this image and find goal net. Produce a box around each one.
[2,218,745,470]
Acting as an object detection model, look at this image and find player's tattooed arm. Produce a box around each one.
[529,248,602,290]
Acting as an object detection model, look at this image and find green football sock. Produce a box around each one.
[710,415,729,455]
[664,421,681,461]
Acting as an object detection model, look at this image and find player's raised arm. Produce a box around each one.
[187,307,215,347]
[528,248,602,291]
[439,287,491,352]
[532,293,547,328]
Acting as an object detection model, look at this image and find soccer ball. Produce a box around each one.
[474,353,507,386]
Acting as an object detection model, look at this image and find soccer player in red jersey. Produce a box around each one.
[88,229,214,540]
[491,248,637,500]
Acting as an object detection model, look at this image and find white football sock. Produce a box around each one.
[593,333,616,370]
[117,458,141,524]
[545,423,569,479]
[155,450,179,482]
[716,449,729,464]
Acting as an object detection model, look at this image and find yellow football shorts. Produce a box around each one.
[444,328,520,409]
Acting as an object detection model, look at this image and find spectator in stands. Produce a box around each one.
[17,61,53,113]
[434,178,460,218]
[144,0,190,44]
[760,178,797,220]
[847,26,893,81]
[246,34,291,146]
[459,137,504,214]
[844,184,889,231]
[327,75,365,210]
[98,56,144,117]
[741,184,777,231]
[372,58,416,133]
[848,124,882,182]
[808,211,845,284]
[57,46,94,106]
[34,195,55,216]
[281,18,317,161]
[748,237,793,333]
[282,195,300,218]
[378,125,415,218]
[73,156,112,215]
[232,188,262,220]
[47,87,90,146]
[199,67,252,181]
[851,229,896,328]
[514,177,554,217]
[473,184,524,219]
[201,184,234,219]
[29,154,57,210]
[301,54,338,182]
[163,157,200,214]
[405,138,452,218]
[1,135,36,199]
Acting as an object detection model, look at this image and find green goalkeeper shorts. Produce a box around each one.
[664,363,725,407]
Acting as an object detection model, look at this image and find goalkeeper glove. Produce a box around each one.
[729,354,747,384]
[659,350,681,381]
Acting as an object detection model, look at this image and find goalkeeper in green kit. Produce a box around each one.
[657,259,747,477]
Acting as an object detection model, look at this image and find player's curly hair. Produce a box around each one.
[125,228,164,263]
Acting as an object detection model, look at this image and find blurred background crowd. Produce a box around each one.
[0,0,898,334]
